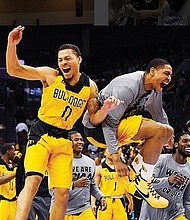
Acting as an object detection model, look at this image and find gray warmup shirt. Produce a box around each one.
[83,71,169,154]
[50,154,103,215]
[139,154,190,220]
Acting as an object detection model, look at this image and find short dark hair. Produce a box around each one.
[146,58,170,73]
[58,44,81,57]
[174,131,190,143]
[68,130,80,140]
[1,143,14,155]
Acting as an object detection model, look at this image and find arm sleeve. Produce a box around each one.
[146,92,169,125]
[151,156,170,189]
[102,87,135,154]
[183,183,190,219]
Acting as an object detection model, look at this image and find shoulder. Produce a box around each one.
[157,154,171,163]
[89,78,98,89]
[95,165,102,175]
[89,78,98,98]
[80,72,90,86]
[36,66,57,75]
[36,66,58,86]
[82,154,95,163]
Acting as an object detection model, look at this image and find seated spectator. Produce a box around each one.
[109,0,161,26]
[158,0,190,25]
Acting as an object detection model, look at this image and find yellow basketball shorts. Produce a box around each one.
[175,215,188,220]
[97,197,128,220]
[25,120,73,189]
[0,200,16,220]
[65,208,96,220]
[85,115,143,148]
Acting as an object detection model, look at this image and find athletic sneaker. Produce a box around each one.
[128,173,169,208]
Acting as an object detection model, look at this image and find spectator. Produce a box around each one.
[15,122,28,153]
[88,143,99,159]
[109,0,161,26]
[158,0,190,25]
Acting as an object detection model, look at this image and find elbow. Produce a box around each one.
[89,116,101,127]
[6,65,20,77]
[90,120,100,127]
[6,68,15,77]
[6,64,15,76]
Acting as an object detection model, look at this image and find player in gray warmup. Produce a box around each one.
[139,131,190,220]
[83,58,174,209]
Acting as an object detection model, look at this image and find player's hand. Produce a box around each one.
[102,96,123,112]
[111,153,129,177]
[99,196,107,211]
[127,200,134,215]
[168,174,185,186]
[8,25,25,45]
[73,177,90,188]
[114,161,129,177]
[91,204,97,216]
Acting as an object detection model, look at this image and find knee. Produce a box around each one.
[165,125,174,139]
[157,124,174,140]
[25,176,42,194]
[54,188,69,204]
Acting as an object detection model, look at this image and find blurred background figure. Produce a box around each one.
[158,0,190,25]
[0,143,17,220]
[109,0,160,26]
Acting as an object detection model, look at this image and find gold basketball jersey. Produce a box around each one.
[100,162,127,197]
[0,159,17,200]
[38,73,90,129]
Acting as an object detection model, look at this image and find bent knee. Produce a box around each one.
[165,125,174,138]
[157,124,174,139]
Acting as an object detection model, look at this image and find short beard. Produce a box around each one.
[178,148,190,158]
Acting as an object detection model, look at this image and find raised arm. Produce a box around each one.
[6,25,57,85]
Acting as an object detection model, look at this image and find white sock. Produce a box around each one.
[141,161,155,181]
[131,154,143,173]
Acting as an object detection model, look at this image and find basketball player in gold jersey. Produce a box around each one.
[94,148,133,220]
[6,25,123,220]
[0,143,17,220]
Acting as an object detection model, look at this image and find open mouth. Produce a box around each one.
[77,145,83,149]
[160,82,167,88]
[63,67,71,73]
[185,147,190,152]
